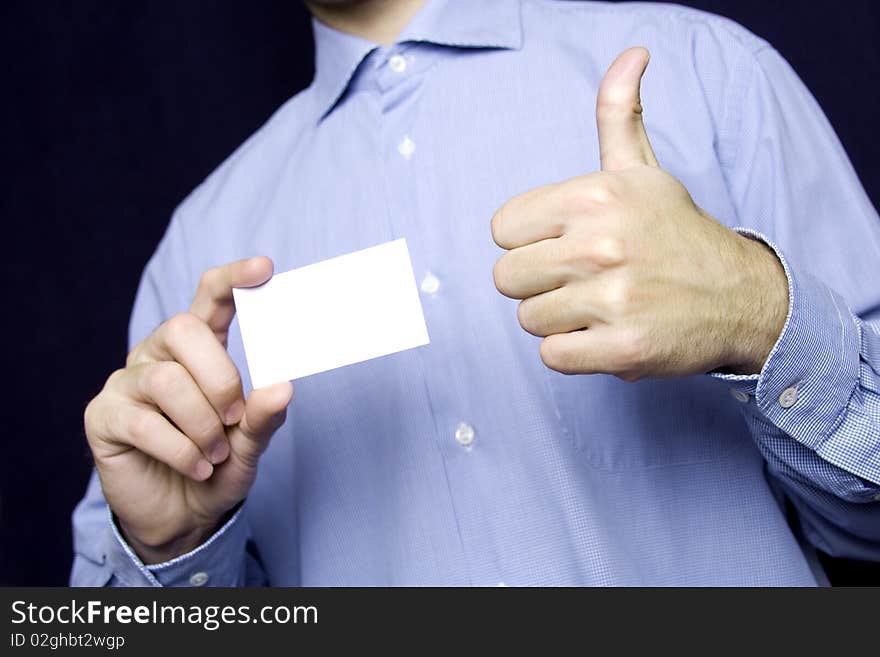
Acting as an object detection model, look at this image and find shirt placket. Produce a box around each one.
[375,43,506,586]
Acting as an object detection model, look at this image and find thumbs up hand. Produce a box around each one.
[491,48,789,380]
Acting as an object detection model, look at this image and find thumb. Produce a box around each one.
[596,46,659,171]
[227,381,294,468]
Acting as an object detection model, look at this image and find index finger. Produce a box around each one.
[491,183,566,250]
[190,256,274,340]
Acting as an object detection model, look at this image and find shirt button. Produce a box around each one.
[455,422,475,447]
[388,54,407,73]
[778,386,799,408]
[730,389,750,403]
[397,136,416,159]
[420,271,440,295]
[189,572,209,587]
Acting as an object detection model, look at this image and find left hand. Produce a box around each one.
[491,47,789,381]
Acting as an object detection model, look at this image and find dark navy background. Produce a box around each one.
[2,1,878,585]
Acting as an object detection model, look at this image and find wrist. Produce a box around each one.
[722,233,789,375]
[118,516,223,565]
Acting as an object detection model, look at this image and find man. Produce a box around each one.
[72,0,880,586]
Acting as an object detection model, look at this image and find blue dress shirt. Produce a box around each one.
[71,0,880,586]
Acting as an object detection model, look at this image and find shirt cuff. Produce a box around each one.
[104,504,249,587]
[712,228,861,450]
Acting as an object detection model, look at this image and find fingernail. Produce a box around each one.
[210,441,229,464]
[225,400,244,425]
[195,459,214,480]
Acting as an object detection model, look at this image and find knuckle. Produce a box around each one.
[588,235,626,267]
[559,239,589,271]
[83,397,101,436]
[126,409,158,440]
[585,179,614,205]
[596,99,639,124]
[564,176,614,212]
[163,311,201,344]
[614,328,649,373]
[208,368,243,406]
[601,276,633,314]
[85,371,127,438]
[126,345,151,368]
[197,266,223,295]
[93,400,123,441]
[125,347,141,368]
[90,401,127,448]
[105,367,127,389]
[563,235,612,272]
[144,361,186,396]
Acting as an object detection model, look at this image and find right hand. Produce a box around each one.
[84,257,294,564]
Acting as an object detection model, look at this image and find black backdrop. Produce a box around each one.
[2,1,878,586]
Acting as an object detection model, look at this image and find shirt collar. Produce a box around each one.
[310,0,523,120]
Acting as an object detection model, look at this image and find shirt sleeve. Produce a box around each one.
[71,471,260,586]
[70,210,265,586]
[711,43,880,560]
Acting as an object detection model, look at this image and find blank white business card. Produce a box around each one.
[233,238,430,387]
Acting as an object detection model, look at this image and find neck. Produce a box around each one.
[305,0,426,46]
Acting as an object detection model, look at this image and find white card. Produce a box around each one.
[233,238,430,387]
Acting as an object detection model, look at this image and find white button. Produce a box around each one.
[388,54,407,73]
[455,422,475,447]
[420,271,440,295]
[730,389,750,403]
[778,386,799,408]
[189,572,209,587]
[397,136,416,159]
[873,492,880,502]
